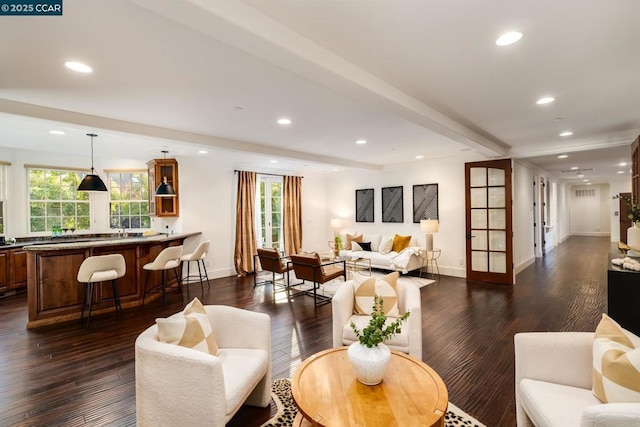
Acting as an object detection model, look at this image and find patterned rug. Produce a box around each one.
[261,378,486,427]
[288,271,435,299]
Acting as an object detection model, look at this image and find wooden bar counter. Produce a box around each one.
[24,232,200,329]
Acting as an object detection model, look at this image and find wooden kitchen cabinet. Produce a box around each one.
[147,157,179,217]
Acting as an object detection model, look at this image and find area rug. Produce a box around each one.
[288,271,435,299]
[261,378,486,427]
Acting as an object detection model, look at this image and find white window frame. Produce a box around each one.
[256,175,284,251]
[107,170,151,230]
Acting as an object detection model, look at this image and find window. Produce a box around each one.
[109,171,150,229]
[28,168,90,233]
[256,175,283,250]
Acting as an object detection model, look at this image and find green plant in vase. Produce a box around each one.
[334,235,343,256]
[348,296,410,385]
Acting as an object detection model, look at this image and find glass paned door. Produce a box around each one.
[257,176,283,250]
[465,159,514,285]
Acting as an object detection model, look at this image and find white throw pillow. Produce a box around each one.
[378,236,393,254]
[363,234,382,252]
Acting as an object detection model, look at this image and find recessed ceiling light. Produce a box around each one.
[49,130,65,135]
[198,150,208,154]
[587,183,592,185]
[559,131,573,137]
[618,171,625,174]
[620,162,628,166]
[356,140,367,145]
[270,160,278,164]
[496,31,523,46]
[578,174,584,178]
[64,61,93,73]
[557,154,568,159]
[277,118,291,125]
[570,166,578,170]
[536,97,555,105]
[583,179,589,182]
[416,155,424,159]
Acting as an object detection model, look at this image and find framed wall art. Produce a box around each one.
[382,186,404,223]
[355,188,374,222]
[413,183,439,223]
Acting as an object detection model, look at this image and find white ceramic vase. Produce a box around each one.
[628,223,640,257]
[347,342,391,385]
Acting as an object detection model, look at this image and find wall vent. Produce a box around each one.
[575,189,595,198]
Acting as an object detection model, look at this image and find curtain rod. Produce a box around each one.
[234,170,303,178]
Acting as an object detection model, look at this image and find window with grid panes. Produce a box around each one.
[109,171,150,229]
[28,168,90,233]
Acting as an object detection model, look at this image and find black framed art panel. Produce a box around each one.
[355,188,374,222]
[382,186,403,223]
[413,183,439,223]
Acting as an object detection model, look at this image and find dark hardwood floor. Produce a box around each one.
[0,236,614,426]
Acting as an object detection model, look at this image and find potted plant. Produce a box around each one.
[348,295,410,385]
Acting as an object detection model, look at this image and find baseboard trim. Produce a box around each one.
[515,256,535,274]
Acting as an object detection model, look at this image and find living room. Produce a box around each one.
[0,1,639,426]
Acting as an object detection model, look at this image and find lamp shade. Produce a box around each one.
[155,177,176,197]
[420,219,439,233]
[77,174,108,192]
[77,133,107,192]
[330,218,344,229]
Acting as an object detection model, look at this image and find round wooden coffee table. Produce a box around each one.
[291,347,448,427]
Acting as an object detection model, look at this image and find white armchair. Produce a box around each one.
[135,305,271,427]
[332,279,422,359]
[515,332,640,427]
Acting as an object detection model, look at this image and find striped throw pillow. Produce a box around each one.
[352,271,400,317]
[592,313,640,403]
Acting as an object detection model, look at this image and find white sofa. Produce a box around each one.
[135,305,271,427]
[339,234,423,274]
[332,279,422,359]
[515,332,640,427]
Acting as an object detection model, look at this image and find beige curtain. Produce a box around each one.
[283,175,303,255]
[234,171,257,277]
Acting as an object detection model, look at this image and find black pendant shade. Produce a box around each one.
[155,176,176,197]
[155,150,176,197]
[77,133,108,192]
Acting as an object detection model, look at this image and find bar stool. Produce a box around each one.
[77,254,126,328]
[143,245,183,305]
[180,240,210,297]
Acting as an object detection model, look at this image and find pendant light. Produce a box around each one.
[155,150,176,197]
[77,133,108,192]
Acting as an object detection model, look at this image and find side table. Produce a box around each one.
[419,248,441,280]
[291,347,448,426]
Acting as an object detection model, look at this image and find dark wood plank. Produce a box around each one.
[0,236,614,426]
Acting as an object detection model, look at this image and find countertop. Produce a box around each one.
[17,232,201,251]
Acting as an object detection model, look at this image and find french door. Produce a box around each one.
[257,175,283,250]
[465,159,514,285]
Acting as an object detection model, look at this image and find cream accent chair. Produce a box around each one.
[515,332,640,426]
[135,305,271,427]
[332,279,422,359]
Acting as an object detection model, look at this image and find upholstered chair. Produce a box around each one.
[254,247,293,292]
[331,278,422,359]
[289,253,346,306]
[515,332,640,426]
[135,305,271,427]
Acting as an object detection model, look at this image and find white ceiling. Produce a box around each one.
[0,0,639,183]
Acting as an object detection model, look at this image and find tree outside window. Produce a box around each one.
[109,172,150,229]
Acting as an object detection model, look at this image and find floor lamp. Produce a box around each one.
[421,219,439,251]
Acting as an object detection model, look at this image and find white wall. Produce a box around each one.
[324,152,487,278]
[569,184,611,236]
[512,161,535,273]
[557,182,571,242]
